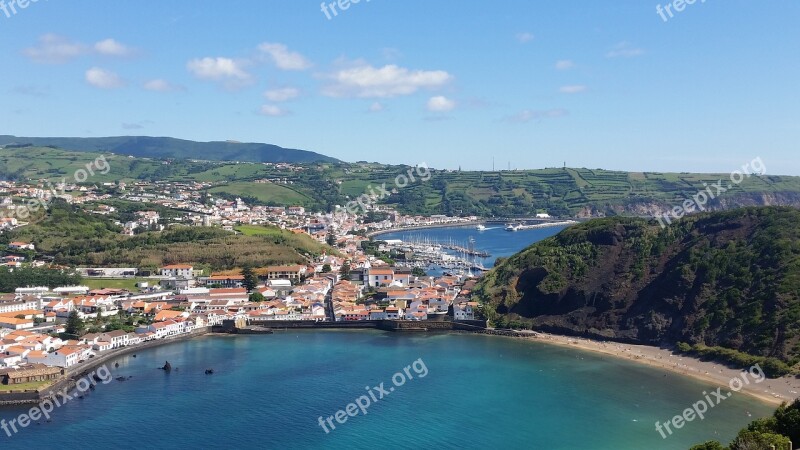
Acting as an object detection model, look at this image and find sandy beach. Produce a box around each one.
[516,331,799,407]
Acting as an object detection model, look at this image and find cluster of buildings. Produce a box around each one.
[1,164,490,380]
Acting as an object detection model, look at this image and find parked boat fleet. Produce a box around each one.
[385,237,489,275]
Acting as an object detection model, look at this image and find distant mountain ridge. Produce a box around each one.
[0,135,339,164]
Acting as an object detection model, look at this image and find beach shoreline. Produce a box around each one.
[487,330,799,407]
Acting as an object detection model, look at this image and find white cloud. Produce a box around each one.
[144,79,184,92]
[516,32,535,43]
[85,67,125,89]
[322,63,453,98]
[187,57,253,89]
[505,108,568,123]
[258,43,312,71]
[555,60,575,70]
[264,87,300,102]
[94,38,133,57]
[259,104,290,117]
[606,42,645,58]
[427,96,456,112]
[559,85,587,94]
[23,34,86,64]
[368,102,386,112]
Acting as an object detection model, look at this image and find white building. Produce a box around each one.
[160,265,194,278]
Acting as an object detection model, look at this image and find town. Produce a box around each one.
[0,173,485,390]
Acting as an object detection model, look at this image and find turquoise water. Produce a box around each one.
[0,331,774,449]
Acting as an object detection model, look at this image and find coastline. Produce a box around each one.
[366,221,480,238]
[366,220,577,238]
[5,325,794,409]
[493,330,798,407]
[0,328,210,406]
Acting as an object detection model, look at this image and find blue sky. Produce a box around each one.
[1,0,798,174]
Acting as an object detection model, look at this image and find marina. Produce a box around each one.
[378,223,575,276]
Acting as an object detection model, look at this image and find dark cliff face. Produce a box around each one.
[476,207,800,360]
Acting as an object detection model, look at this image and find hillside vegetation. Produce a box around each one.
[0,203,330,270]
[0,135,338,164]
[3,147,800,217]
[474,207,800,370]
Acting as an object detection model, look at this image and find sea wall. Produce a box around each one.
[0,327,211,406]
[214,320,487,332]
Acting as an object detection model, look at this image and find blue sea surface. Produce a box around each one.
[0,331,774,450]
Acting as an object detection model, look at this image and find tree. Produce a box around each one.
[241,264,258,292]
[773,399,800,445]
[689,440,725,450]
[322,264,332,273]
[65,310,85,336]
[412,267,427,277]
[249,292,265,302]
[326,234,336,247]
[730,431,791,450]
[339,262,351,278]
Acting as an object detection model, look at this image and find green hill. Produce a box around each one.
[0,135,339,164]
[3,145,800,217]
[474,207,800,370]
[0,202,331,270]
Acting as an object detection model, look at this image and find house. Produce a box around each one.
[137,320,182,339]
[153,309,187,322]
[384,306,401,320]
[98,330,129,348]
[393,269,412,286]
[368,268,394,287]
[342,310,370,321]
[160,264,194,278]
[29,347,82,368]
[0,364,63,385]
[0,317,35,330]
[205,275,244,288]
[8,242,35,251]
[92,341,113,352]
[454,302,478,321]
[259,265,307,282]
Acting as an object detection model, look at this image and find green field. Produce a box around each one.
[82,277,151,291]
[208,182,311,205]
[0,380,54,392]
